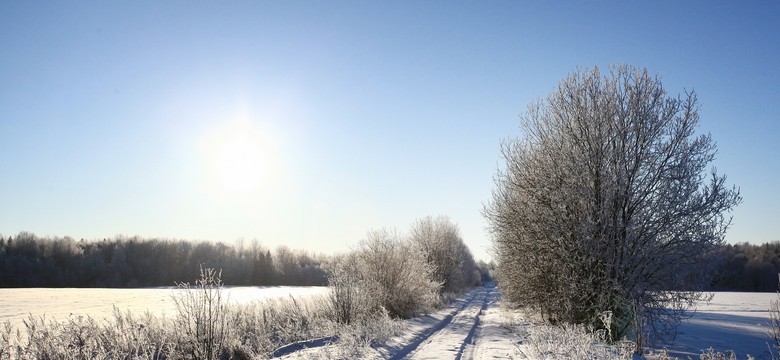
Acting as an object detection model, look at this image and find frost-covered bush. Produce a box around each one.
[520,322,634,360]
[227,295,333,358]
[652,347,753,360]
[329,252,370,325]
[329,228,440,320]
[172,267,229,360]
[409,216,479,294]
[2,311,178,360]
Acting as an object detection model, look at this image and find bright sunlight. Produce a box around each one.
[214,134,265,192]
[201,118,277,199]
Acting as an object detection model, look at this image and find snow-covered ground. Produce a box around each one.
[401,286,495,359]
[0,286,328,330]
[276,284,522,359]
[276,288,776,359]
[464,289,523,359]
[1,286,774,359]
[652,292,775,360]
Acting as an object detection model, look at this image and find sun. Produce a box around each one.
[214,134,266,193]
[201,120,276,198]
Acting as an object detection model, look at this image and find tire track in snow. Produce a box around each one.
[397,285,495,360]
[455,289,492,360]
[383,289,482,359]
[275,289,485,359]
[464,286,522,360]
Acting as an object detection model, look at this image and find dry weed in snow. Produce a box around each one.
[517,323,634,360]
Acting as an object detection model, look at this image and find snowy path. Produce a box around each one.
[398,284,522,360]
[463,288,522,360]
[277,285,524,359]
[400,286,492,359]
[275,289,772,359]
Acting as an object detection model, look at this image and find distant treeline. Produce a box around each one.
[712,241,780,292]
[0,232,328,287]
[3,231,773,291]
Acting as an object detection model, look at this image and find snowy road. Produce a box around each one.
[277,285,524,359]
[277,288,772,359]
[399,284,521,360]
[463,288,522,360]
[400,286,491,359]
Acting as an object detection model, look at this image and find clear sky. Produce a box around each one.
[1,1,778,261]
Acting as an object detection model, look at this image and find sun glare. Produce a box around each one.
[215,135,265,192]
[202,119,276,198]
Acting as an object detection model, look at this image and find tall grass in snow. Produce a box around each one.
[0,269,330,359]
[519,322,634,360]
[0,310,176,359]
[172,267,229,359]
[0,267,403,359]
[227,295,335,356]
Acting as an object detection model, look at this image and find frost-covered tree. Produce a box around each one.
[329,228,439,321]
[409,216,478,293]
[484,65,741,350]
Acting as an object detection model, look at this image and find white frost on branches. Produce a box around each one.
[484,64,741,350]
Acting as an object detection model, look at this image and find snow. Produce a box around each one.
[651,292,775,360]
[401,287,489,359]
[276,289,776,359]
[465,292,523,360]
[1,286,774,359]
[0,286,328,331]
[276,285,522,360]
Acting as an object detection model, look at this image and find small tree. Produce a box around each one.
[484,65,741,350]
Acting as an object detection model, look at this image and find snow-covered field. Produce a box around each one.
[653,292,775,360]
[0,286,328,331]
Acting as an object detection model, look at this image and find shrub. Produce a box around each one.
[329,253,368,325]
[172,266,228,360]
[227,295,333,357]
[409,216,479,294]
[328,228,440,320]
[519,322,634,360]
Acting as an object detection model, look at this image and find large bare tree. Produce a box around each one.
[484,65,741,350]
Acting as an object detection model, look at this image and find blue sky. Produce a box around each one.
[1,1,778,261]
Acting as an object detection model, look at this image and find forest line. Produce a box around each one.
[0,231,775,291]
